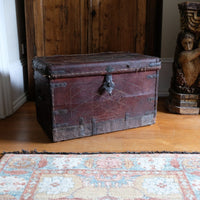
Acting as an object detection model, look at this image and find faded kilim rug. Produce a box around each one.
[0,153,200,199]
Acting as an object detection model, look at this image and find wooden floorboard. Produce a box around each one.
[0,98,200,153]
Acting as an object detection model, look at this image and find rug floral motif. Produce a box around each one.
[0,153,200,199]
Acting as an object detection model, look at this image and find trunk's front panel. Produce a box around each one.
[51,70,158,141]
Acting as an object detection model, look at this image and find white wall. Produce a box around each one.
[5,0,26,110]
[159,0,195,96]
[0,0,26,119]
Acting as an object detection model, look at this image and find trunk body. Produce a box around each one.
[33,52,161,142]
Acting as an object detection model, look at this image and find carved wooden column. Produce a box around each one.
[168,2,200,114]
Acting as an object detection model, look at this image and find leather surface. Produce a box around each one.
[34,52,160,142]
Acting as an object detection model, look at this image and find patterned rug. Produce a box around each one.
[0,153,200,199]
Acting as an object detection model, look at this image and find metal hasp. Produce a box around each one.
[102,74,115,95]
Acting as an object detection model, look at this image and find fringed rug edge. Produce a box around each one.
[2,150,200,157]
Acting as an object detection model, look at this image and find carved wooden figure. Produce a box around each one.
[168,2,200,114]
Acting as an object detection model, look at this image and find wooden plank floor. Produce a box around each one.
[0,98,200,154]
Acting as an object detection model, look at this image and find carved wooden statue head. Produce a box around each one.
[180,32,195,50]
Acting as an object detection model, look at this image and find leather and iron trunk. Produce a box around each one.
[33,52,161,142]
